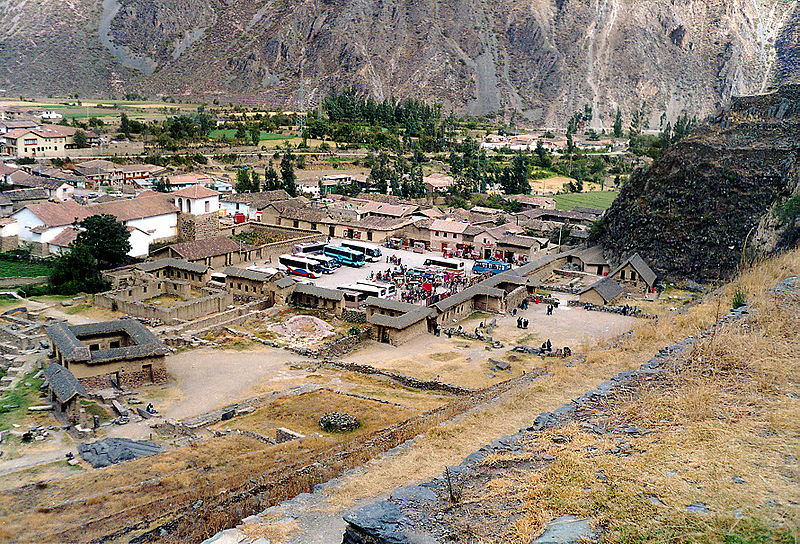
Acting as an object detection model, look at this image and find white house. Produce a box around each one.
[13,195,178,257]
[172,185,220,215]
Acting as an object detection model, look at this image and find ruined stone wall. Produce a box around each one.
[341,308,366,323]
[71,356,167,391]
[95,282,232,325]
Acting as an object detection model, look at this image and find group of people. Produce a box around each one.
[516,316,530,329]
[386,255,403,265]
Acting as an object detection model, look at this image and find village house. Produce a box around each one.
[3,188,50,213]
[45,319,168,390]
[365,297,433,346]
[423,173,455,193]
[607,253,657,293]
[272,276,298,306]
[0,125,97,158]
[566,246,611,276]
[319,173,368,196]
[156,172,216,191]
[7,171,74,201]
[578,278,625,306]
[12,195,179,257]
[357,200,419,219]
[296,178,321,198]
[0,119,40,134]
[506,195,557,211]
[0,217,18,251]
[220,190,292,221]
[223,266,280,301]
[291,283,344,317]
[151,235,259,268]
[427,219,471,251]
[73,160,168,185]
[495,235,549,263]
[42,363,88,426]
[172,185,221,241]
[259,196,312,226]
[136,258,211,287]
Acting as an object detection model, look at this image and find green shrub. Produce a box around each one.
[732,287,747,309]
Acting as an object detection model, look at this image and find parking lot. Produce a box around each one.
[269,239,480,292]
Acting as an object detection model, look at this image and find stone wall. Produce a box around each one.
[341,308,366,323]
[95,281,232,325]
[1,234,18,252]
[177,212,219,241]
[322,360,474,395]
[505,285,528,311]
[0,275,49,288]
[72,356,168,391]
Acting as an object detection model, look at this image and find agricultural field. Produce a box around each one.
[209,129,294,141]
[553,190,619,210]
[0,259,52,278]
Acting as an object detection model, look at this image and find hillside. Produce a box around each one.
[595,84,800,282]
[1,0,799,125]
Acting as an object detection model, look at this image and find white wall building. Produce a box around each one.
[172,185,220,216]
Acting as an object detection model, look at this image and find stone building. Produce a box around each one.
[365,297,433,346]
[42,363,88,425]
[608,253,657,293]
[291,283,344,316]
[136,258,210,287]
[224,266,280,301]
[578,278,625,306]
[45,319,168,390]
[173,185,221,241]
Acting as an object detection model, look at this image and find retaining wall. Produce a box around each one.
[0,276,49,288]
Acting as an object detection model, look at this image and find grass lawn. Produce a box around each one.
[210,129,293,141]
[0,369,46,431]
[553,190,618,210]
[0,260,52,278]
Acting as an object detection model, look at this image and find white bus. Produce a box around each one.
[295,252,337,274]
[423,257,466,276]
[278,254,324,278]
[356,280,397,299]
[340,240,382,262]
[337,282,392,299]
[341,289,368,307]
[294,241,327,255]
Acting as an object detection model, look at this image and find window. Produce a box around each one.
[205,201,210,213]
[90,344,100,351]
[367,231,373,241]
[186,200,192,213]
[620,270,626,280]
[110,341,120,349]
[630,271,637,281]
[293,220,299,228]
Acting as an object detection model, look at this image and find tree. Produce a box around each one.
[76,214,132,268]
[73,129,88,148]
[154,177,172,193]
[120,112,131,138]
[250,126,260,147]
[235,123,247,140]
[50,244,106,294]
[508,152,531,194]
[613,109,623,138]
[264,162,280,190]
[235,168,260,193]
[281,146,297,197]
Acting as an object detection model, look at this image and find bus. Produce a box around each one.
[340,240,382,262]
[341,289,368,308]
[323,245,365,267]
[337,283,391,299]
[355,280,397,299]
[423,257,466,276]
[295,253,337,274]
[278,254,324,278]
[293,241,327,255]
[471,259,512,275]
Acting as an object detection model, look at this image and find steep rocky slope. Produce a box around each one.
[595,85,800,281]
[1,0,799,124]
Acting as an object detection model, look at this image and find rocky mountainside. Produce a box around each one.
[1,0,799,125]
[595,85,800,282]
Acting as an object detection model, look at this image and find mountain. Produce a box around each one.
[1,0,799,125]
[594,84,800,281]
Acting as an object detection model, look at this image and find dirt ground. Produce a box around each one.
[342,296,638,389]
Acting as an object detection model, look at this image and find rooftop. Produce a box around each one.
[222,266,277,282]
[162,236,256,261]
[46,319,168,364]
[293,283,344,301]
[171,185,220,199]
[137,258,209,274]
[43,363,88,403]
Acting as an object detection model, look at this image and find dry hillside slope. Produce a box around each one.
[1,0,799,123]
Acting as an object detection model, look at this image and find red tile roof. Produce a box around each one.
[171,185,220,198]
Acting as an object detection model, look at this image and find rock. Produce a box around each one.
[319,412,359,432]
[342,500,415,544]
[648,496,666,506]
[78,438,163,468]
[61,300,73,307]
[532,515,594,544]
[67,458,80,465]
[595,471,607,481]
[551,435,571,444]
[200,528,246,544]
[390,485,438,505]
[541,454,556,461]
[732,476,746,484]
[685,502,710,514]
[193,499,204,509]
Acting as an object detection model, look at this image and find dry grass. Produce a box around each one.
[458,280,800,543]
[215,389,415,439]
[240,518,299,543]
[323,249,800,520]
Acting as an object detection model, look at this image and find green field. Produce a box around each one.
[210,129,293,141]
[0,259,52,278]
[553,191,618,211]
